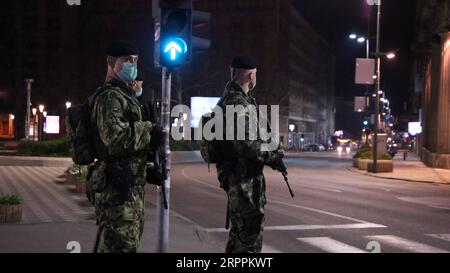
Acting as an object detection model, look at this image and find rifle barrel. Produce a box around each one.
[282,172,295,198]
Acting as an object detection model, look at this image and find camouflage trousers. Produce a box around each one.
[94,184,145,253]
[225,172,266,253]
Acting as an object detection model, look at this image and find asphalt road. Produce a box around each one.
[159,151,450,253]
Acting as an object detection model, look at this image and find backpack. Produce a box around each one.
[199,94,229,165]
[199,111,220,164]
[65,86,109,165]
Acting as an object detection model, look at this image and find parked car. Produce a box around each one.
[304,144,325,152]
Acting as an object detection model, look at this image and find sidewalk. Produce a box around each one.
[349,153,450,184]
[0,199,223,253]
[0,151,223,253]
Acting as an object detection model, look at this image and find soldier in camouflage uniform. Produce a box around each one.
[88,41,161,253]
[216,56,285,253]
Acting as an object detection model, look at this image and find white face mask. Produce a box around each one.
[250,76,256,90]
[134,87,143,98]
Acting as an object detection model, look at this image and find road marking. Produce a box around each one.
[430,206,450,210]
[426,234,450,242]
[269,199,381,224]
[204,223,385,233]
[365,235,449,253]
[296,237,367,253]
[182,167,386,232]
[261,244,283,253]
[397,196,450,210]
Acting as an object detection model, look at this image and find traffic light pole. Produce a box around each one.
[156,67,172,252]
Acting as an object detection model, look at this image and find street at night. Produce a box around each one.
[1,0,450,269]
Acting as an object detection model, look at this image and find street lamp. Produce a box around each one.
[37,105,45,141]
[32,108,37,116]
[24,79,34,139]
[357,37,366,43]
[386,52,396,59]
[65,101,72,109]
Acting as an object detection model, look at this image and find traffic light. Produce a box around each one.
[159,0,192,67]
[300,134,305,142]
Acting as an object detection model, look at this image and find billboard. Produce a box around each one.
[408,122,422,136]
[190,97,220,128]
[355,58,375,85]
[45,115,60,134]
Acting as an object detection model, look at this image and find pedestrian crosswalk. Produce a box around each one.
[295,234,450,253]
[0,166,95,224]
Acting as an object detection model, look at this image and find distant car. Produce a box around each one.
[304,144,325,152]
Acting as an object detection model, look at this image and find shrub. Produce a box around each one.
[352,145,372,159]
[17,137,69,157]
[66,164,87,180]
[0,194,21,205]
[359,150,392,160]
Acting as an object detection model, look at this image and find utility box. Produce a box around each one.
[376,133,388,155]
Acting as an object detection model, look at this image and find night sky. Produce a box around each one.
[292,0,417,116]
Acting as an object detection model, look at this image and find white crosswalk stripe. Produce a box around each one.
[365,235,449,253]
[426,234,450,242]
[296,237,367,253]
[295,234,450,253]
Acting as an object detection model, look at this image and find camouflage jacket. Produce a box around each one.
[216,81,276,179]
[90,76,153,185]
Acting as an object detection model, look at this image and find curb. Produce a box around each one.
[346,167,449,185]
[0,151,204,167]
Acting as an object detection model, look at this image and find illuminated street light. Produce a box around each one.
[38,105,44,113]
[289,124,295,132]
[10,114,15,120]
[357,37,366,43]
[32,108,37,116]
[349,33,357,39]
[386,52,396,59]
[65,101,72,109]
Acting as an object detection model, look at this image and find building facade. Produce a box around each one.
[189,0,335,148]
[0,0,154,139]
[414,0,450,168]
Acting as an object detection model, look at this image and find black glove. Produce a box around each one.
[150,124,165,147]
[269,150,287,173]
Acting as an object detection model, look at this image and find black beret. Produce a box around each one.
[230,55,258,69]
[106,40,139,57]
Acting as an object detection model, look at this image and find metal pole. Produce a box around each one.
[372,0,381,173]
[24,79,34,139]
[156,67,171,252]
